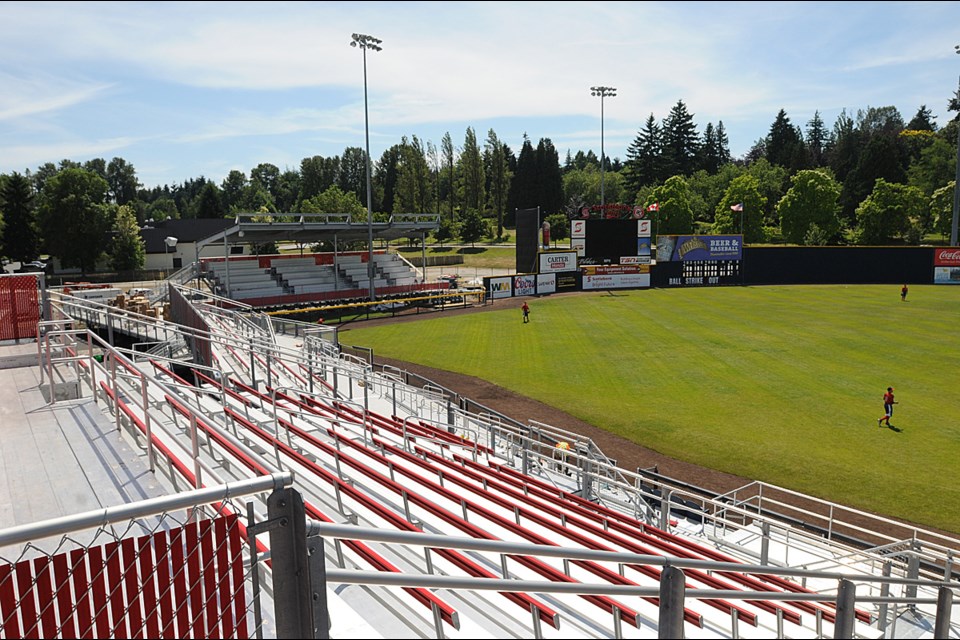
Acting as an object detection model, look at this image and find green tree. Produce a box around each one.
[37,168,112,274]
[535,138,564,214]
[841,134,907,224]
[299,155,339,205]
[29,162,58,195]
[339,147,368,206]
[434,215,459,247]
[622,114,663,196]
[0,172,41,264]
[459,127,486,213]
[854,178,922,245]
[250,163,280,203]
[509,135,538,216]
[484,129,512,239]
[714,174,766,242]
[765,109,807,173]
[458,208,487,246]
[394,136,432,214]
[275,169,301,212]
[371,144,399,215]
[220,170,248,213]
[110,204,145,271]
[196,182,225,218]
[686,164,743,225]
[146,197,180,222]
[661,100,699,177]
[806,111,831,167]
[745,159,789,226]
[827,109,860,184]
[649,176,695,236]
[562,165,598,208]
[776,170,842,244]
[441,132,456,221]
[697,122,723,174]
[234,184,275,215]
[106,157,140,205]
[906,105,937,131]
[83,158,107,181]
[544,213,569,243]
[905,134,955,197]
[300,185,365,216]
[930,181,955,239]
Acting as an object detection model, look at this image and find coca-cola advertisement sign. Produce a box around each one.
[935,248,960,266]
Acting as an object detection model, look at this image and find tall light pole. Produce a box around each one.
[951,44,960,246]
[590,86,617,210]
[351,33,382,302]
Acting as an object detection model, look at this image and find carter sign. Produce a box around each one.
[538,251,577,273]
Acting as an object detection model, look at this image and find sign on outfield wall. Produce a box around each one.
[571,219,586,238]
[656,235,743,262]
[637,220,651,237]
[537,273,556,294]
[934,248,960,284]
[514,274,536,297]
[571,238,585,257]
[489,277,513,299]
[581,265,650,290]
[538,251,578,273]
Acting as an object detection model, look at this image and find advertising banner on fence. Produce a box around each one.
[581,265,650,290]
[571,219,587,238]
[537,273,556,294]
[514,274,536,297]
[538,251,578,273]
[488,277,513,299]
[556,272,581,292]
[571,238,585,257]
[638,220,651,237]
[934,248,960,284]
[657,235,743,262]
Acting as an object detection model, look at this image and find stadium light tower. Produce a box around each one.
[590,86,617,210]
[952,44,960,246]
[351,32,382,302]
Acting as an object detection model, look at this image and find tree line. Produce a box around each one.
[1,93,958,273]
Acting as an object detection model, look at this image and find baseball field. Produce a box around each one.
[342,284,960,534]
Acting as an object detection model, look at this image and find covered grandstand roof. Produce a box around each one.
[197,212,440,249]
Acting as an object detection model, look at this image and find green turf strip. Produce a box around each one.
[342,285,960,534]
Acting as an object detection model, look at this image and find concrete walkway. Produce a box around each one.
[0,348,167,555]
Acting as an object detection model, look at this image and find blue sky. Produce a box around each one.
[2,1,959,190]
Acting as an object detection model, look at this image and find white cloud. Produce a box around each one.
[1,1,959,183]
[0,72,114,121]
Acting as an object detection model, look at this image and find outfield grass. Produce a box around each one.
[341,285,960,534]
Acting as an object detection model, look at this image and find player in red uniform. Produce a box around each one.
[878,387,897,426]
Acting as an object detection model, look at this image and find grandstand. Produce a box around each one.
[0,279,959,638]
[203,251,426,306]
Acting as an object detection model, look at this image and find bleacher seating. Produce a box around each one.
[38,286,955,639]
[205,260,282,299]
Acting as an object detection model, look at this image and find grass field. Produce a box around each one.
[341,284,960,534]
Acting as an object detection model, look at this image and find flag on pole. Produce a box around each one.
[730,202,743,212]
[646,202,660,212]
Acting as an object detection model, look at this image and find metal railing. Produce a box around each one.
[0,475,293,640]
[29,291,960,638]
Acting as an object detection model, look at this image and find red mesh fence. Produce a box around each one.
[0,275,40,342]
[0,513,249,639]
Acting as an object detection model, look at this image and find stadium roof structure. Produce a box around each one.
[196,212,440,250]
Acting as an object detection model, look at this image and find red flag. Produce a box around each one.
[646,202,660,212]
